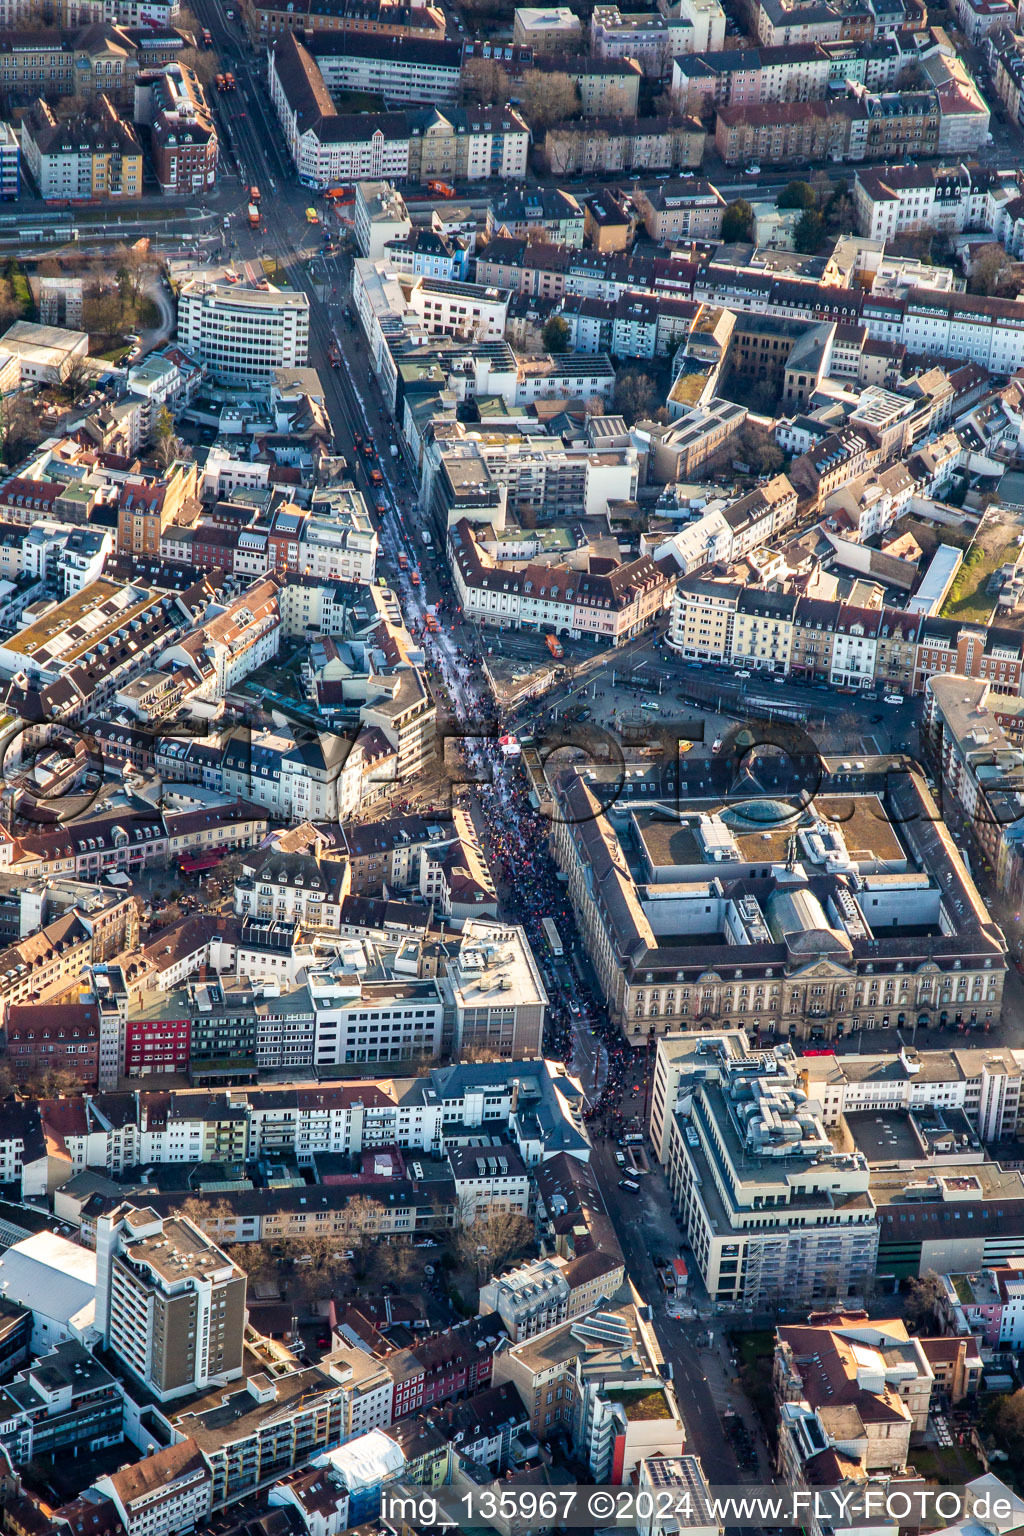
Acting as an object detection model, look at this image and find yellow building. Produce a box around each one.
[21,93,142,201]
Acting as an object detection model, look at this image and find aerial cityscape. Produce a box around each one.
[0,0,1022,1527]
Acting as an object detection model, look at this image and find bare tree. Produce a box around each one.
[178,46,220,87]
[365,1234,416,1286]
[281,1235,353,1299]
[50,93,90,121]
[614,367,658,424]
[461,55,510,107]
[26,1065,81,1098]
[0,391,42,468]
[113,244,149,327]
[517,69,580,130]
[175,1196,234,1242]
[226,1242,275,1283]
[60,352,92,404]
[453,1203,533,1282]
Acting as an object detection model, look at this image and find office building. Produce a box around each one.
[176,279,310,383]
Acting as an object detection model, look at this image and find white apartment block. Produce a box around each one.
[853,164,1012,243]
[671,0,727,52]
[176,280,310,384]
[803,1042,1024,1144]
[479,1256,572,1340]
[300,514,378,585]
[312,37,461,105]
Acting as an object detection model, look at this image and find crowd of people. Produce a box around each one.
[390,536,649,1131]
[451,730,644,1135]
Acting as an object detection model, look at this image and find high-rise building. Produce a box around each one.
[95,1204,246,1402]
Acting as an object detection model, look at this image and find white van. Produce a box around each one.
[884,693,904,705]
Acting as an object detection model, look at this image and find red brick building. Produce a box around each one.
[4,1000,100,1086]
[135,63,218,194]
[387,1314,502,1420]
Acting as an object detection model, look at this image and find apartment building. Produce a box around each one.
[941,1263,1024,1348]
[304,31,462,105]
[672,41,832,115]
[493,1302,682,1480]
[924,674,1024,876]
[479,1257,572,1341]
[649,1030,751,1165]
[448,518,667,645]
[714,96,847,163]
[633,179,726,241]
[32,1059,591,1200]
[512,5,582,51]
[775,1316,935,1478]
[534,52,643,115]
[93,1441,212,1536]
[665,1047,879,1307]
[479,1247,625,1340]
[0,1343,122,1464]
[852,162,1011,240]
[589,1,721,74]
[487,186,585,248]
[803,1041,1024,1144]
[0,122,16,198]
[176,279,310,383]
[246,0,445,40]
[3,1000,100,1088]
[96,1205,247,1402]
[169,1367,345,1509]
[439,917,548,1059]
[541,117,705,176]
[269,30,528,186]
[21,92,142,200]
[0,21,189,104]
[116,460,198,557]
[667,576,1024,700]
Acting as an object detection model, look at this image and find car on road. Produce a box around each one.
[618,1178,639,1191]
[735,668,751,678]
[884,693,905,705]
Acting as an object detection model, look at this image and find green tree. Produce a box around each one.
[153,404,180,468]
[793,209,825,254]
[721,199,754,243]
[541,315,570,354]
[777,180,817,210]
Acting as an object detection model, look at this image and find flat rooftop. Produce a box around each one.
[632,794,905,872]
